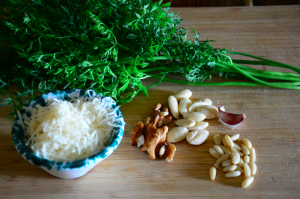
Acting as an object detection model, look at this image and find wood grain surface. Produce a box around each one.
[1,6,300,199]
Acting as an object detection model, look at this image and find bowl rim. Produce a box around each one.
[11,89,125,171]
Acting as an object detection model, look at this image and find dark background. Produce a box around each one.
[152,0,300,7]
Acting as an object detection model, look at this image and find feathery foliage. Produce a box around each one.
[1,0,300,119]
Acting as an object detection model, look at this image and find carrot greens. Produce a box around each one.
[1,0,299,119]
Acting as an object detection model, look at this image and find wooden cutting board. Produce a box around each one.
[1,6,300,198]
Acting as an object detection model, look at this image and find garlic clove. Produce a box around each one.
[218,104,245,129]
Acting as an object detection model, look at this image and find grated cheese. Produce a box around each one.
[23,97,118,161]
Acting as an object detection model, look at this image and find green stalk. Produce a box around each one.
[149,74,300,88]
[218,63,300,82]
[144,56,177,61]
[232,60,279,67]
[232,60,300,77]
[139,67,171,73]
[227,51,300,74]
[216,62,300,89]
[146,81,164,89]
[117,43,136,53]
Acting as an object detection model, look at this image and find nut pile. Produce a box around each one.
[130,89,218,162]
[130,103,176,162]
[130,89,256,188]
[167,89,219,145]
[209,134,257,188]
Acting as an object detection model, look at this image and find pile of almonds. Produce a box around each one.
[167,89,219,145]
[209,134,257,188]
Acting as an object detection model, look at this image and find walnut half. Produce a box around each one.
[140,123,156,152]
[147,126,168,159]
[149,104,173,128]
[157,142,176,162]
[130,121,144,146]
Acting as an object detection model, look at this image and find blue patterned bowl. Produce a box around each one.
[12,89,125,179]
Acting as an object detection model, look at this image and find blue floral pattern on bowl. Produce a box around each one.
[11,89,125,179]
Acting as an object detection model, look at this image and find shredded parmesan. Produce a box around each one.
[23,97,118,161]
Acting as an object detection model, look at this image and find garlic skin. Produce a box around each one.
[218,105,246,129]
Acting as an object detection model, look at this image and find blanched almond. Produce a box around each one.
[187,121,209,131]
[172,89,192,100]
[186,130,209,145]
[189,99,212,112]
[201,98,213,105]
[175,119,195,127]
[183,112,206,122]
[168,95,179,119]
[196,105,218,119]
[179,98,192,115]
[166,127,189,143]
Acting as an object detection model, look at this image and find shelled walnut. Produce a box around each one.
[129,121,144,146]
[162,142,176,162]
[149,104,173,127]
[140,123,156,152]
[130,103,176,162]
[147,126,168,159]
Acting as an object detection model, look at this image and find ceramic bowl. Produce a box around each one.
[11,89,125,179]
